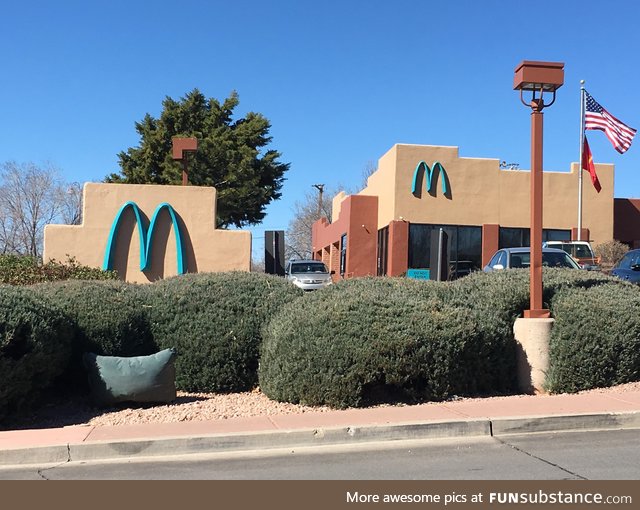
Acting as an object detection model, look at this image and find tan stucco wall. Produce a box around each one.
[331,191,348,222]
[358,144,614,245]
[360,145,399,227]
[43,183,251,283]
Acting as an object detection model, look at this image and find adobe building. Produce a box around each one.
[614,198,640,248]
[44,182,251,283]
[312,143,621,279]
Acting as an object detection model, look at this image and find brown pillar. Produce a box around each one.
[571,228,590,241]
[524,110,550,319]
[482,224,500,267]
[388,220,409,276]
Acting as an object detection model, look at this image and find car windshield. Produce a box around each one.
[510,251,579,269]
[290,262,328,274]
[549,243,593,258]
[542,252,579,268]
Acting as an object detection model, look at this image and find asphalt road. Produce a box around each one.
[1,429,639,480]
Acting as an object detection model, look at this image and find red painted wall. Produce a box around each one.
[614,198,640,248]
[312,195,378,278]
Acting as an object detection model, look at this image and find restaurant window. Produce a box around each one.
[340,233,347,276]
[408,224,482,278]
[500,227,571,248]
[377,227,389,276]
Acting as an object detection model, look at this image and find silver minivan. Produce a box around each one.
[285,260,333,291]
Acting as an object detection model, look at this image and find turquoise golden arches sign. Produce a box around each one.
[102,201,186,274]
[411,161,449,195]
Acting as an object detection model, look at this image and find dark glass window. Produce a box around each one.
[377,227,389,276]
[543,229,571,242]
[499,227,530,248]
[454,226,482,276]
[408,224,482,278]
[340,233,347,276]
[500,227,570,248]
[408,224,432,269]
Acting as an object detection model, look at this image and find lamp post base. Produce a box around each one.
[524,309,550,319]
[514,317,554,394]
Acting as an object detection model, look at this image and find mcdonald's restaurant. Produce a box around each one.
[312,143,640,279]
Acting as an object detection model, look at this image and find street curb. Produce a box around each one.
[0,444,70,466]
[68,419,491,463]
[1,419,490,466]
[1,412,639,467]
[491,411,640,436]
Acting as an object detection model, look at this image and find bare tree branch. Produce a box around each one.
[0,162,81,258]
[285,186,337,261]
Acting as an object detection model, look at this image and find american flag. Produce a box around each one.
[584,91,636,153]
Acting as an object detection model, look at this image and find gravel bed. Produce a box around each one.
[3,382,640,431]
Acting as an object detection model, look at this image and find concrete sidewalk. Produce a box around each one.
[1,389,640,467]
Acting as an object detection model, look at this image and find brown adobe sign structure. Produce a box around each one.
[172,137,198,185]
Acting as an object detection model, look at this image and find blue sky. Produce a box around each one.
[2,1,639,258]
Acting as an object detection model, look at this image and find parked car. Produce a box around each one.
[542,240,599,270]
[285,259,334,290]
[483,247,581,272]
[610,249,640,284]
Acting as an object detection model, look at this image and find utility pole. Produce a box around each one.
[312,184,324,219]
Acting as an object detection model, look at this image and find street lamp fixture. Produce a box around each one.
[513,61,564,319]
[312,183,325,219]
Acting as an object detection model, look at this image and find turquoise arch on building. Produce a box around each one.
[102,201,186,274]
[411,161,449,195]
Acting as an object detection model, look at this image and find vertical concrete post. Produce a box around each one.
[513,317,555,394]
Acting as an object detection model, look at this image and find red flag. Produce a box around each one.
[582,136,601,193]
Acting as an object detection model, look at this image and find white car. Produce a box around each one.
[285,260,334,291]
[542,241,600,270]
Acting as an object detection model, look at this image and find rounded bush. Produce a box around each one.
[451,267,616,320]
[260,277,517,408]
[143,272,303,393]
[31,280,156,383]
[547,282,640,393]
[0,286,73,420]
[454,268,633,394]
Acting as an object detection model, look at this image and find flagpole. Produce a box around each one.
[577,80,586,241]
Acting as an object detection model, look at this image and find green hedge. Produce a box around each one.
[0,255,117,285]
[259,277,518,408]
[452,268,636,394]
[0,286,73,420]
[450,267,617,320]
[5,264,636,420]
[143,272,303,393]
[31,280,156,384]
[547,283,640,392]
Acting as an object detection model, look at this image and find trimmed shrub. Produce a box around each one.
[453,268,634,394]
[450,267,617,319]
[0,286,73,420]
[31,280,156,384]
[0,254,117,286]
[143,272,303,393]
[259,277,518,408]
[546,282,640,393]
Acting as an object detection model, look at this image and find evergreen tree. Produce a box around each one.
[106,89,289,228]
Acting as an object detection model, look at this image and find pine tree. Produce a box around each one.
[106,89,289,228]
